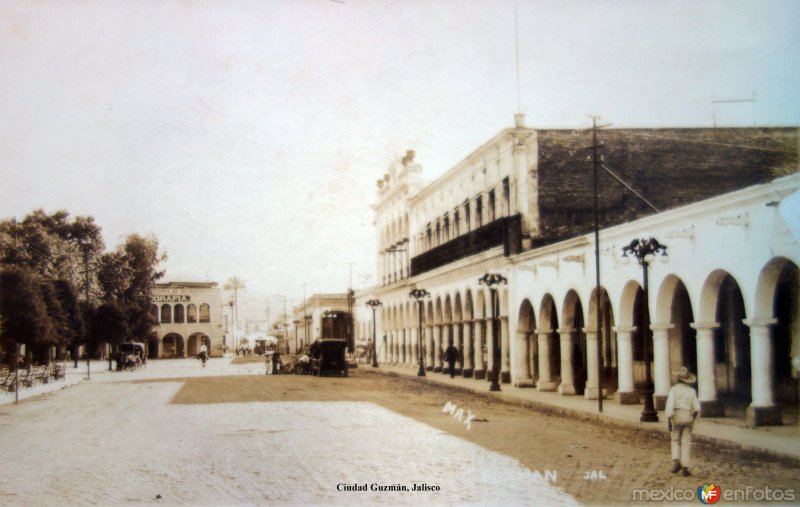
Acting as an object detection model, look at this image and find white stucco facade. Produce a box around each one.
[356,118,800,427]
[151,282,224,358]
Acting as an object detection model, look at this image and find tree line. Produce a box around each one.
[0,209,165,368]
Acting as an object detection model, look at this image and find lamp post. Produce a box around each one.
[409,288,430,377]
[622,235,667,423]
[303,314,312,350]
[479,272,507,392]
[365,299,382,367]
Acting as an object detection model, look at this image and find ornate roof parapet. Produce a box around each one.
[377,149,423,196]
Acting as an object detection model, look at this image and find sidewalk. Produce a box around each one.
[0,357,268,406]
[371,363,800,461]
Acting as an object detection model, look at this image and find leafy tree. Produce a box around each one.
[37,281,63,362]
[0,267,48,367]
[52,279,84,360]
[90,302,128,369]
[96,234,165,343]
[0,210,104,304]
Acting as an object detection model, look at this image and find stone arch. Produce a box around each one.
[588,286,617,394]
[474,289,488,378]
[463,289,475,377]
[161,332,184,358]
[199,303,210,323]
[516,298,537,385]
[426,299,435,369]
[562,290,587,395]
[539,294,561,384]
[174,304,185,324]
[453,292,464,373]
[160,304,172,324]
[701,270,750,415]
[188,332,211,357]
[656,275,697,374]
[755,258,799,418]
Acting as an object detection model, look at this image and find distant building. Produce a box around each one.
[357,114,799,427]
[289,293,353,354]
[150,282,224,358]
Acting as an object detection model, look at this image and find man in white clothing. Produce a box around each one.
[665,366,701,477]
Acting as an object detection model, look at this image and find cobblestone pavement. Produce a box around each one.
[0,359,576,506]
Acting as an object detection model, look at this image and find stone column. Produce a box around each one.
[691,322,724,417]
[407,328,414,366]
[409,327,417,368]
[473,319,486,379]
[454,323,463,375]
[463,320,474,378]
[433,325,442,372]
[558,328,576,395]
[584,328,600,400]
[500,316,511,383]
[486,315,496,382]
[434,322,453,375]
[744,318,781,426]
[615,326,638,403]
[651,323,674,410]
[515,330,534,387]
[426,325,434,370]
[536,329,556,391]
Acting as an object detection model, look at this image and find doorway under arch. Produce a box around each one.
[162,333,185,358]
[188,333,211,357]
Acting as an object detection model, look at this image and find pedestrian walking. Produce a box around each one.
[272,351,282,374]
[198,343,208,367]
[665,366,700,477]
[265,352,273,375]
[443,342,458,378]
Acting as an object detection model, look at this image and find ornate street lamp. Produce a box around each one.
[479,272,507,392]
[622,235,668,423]
[365,299,382,367]
[303,314,312,349]
[409,288,430,377]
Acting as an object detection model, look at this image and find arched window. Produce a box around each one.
[160,304,172,324]
[187,304,197,323]
[199,303,211,323]
[151,304,159,323]
[174,304,185,324]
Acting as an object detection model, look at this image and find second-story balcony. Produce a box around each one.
[410,214,522,276]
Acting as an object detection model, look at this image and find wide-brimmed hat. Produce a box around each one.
[673,367,696,384]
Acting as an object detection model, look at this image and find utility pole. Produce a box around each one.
[587,115,606,413]
[283,294,288,352]
[347,263,354,353]
[79,241,95,377]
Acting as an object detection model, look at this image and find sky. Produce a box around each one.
[1,0,799,320]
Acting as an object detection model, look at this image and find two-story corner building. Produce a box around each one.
[357,114,799,427]
[150,282,224,358]
[289,293,353,354]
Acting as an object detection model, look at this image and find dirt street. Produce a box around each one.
[173,367,800,504]
[1,359,798,505]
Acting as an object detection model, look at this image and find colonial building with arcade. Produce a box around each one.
[150,282,224,358]
[354,114,799,428]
